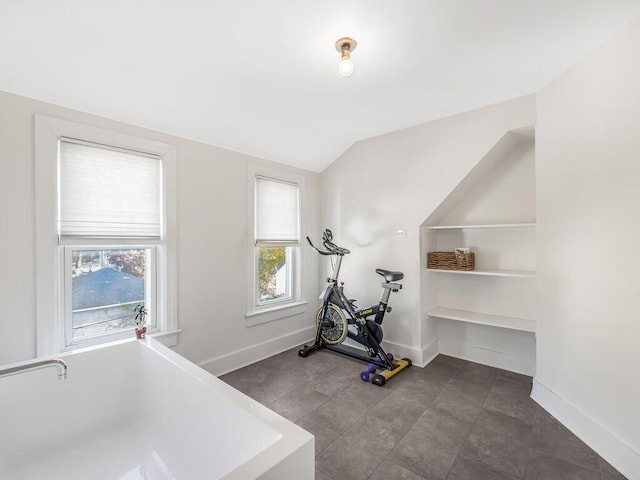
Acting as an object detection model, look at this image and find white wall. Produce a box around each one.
[0,90,320,370]
[439,141,536,226]
[534,17,640,477]
[320,95,535,364]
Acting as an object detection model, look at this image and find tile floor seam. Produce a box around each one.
[446,372,519,480]
[316,430,388,479]
[366,453,388,480]
[597,458,604,480]
[402,461,430,480]
[315,463,335,480]
[272,390,333,423]
[456,452,525,479]
[441,433,475,479]
[484,408,536,478]
[319,381,433,479]
[367,453,427,480]
[597,457,606,480]
[376,409,424,466]
[527,446,605,478]
[487,373,500,401]
[394,369,464,480]
[452,402,486,475]
[263,379,310,407]
[376,381,442,472]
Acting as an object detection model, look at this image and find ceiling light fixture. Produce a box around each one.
[335,37,357,77]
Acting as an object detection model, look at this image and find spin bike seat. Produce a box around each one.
[376,269,404,282]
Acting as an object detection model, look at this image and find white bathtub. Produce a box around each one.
[0,338,314,479]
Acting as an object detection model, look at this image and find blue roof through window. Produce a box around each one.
[72,268,144,310]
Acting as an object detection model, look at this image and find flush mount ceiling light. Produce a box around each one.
[335,37,357,77]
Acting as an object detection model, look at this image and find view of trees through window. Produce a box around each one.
[258,247,290,303]
[72,249,146,278]
[71,248,149,339]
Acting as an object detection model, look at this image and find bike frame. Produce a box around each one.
[319,254,397,324]
[313,245,402,370]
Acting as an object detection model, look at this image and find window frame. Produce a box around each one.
[245,166,307,326]
[35,114,178,355]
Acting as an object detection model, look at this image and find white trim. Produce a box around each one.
[245,301,309,327]
[35,114,178,356]
[427,307,536,333]
[438,338,535,376]
[425,223,536,230]
[198,325,316,376]
[420,338,440,367]
[60,326,156,351]
[380,338,430,368]
[149,328,181,347]
[426,268,535,278]
[531,379,639,480]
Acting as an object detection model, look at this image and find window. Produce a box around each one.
[35,115,177,355]
[255,176,299,306]
[59,139,161,345]
[246,169,306,324]
[257,246,292,303]
[64,246,155,344]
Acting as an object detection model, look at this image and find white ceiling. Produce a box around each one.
[1,1,639,172]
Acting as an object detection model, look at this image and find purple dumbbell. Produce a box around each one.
[360,363,377,382]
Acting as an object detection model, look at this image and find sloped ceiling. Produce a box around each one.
[1,1,639,171]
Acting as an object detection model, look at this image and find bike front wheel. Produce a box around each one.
[316,304,348,345]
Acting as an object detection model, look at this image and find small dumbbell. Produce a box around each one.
[360,363,377,382]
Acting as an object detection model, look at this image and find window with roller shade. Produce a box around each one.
[35,114,177,354]
[59,139,161,344]
[254,176,299,306]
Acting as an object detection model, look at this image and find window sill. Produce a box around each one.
[63,328,181,353]
[245,300,309,327]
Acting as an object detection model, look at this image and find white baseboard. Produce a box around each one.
[381,338,429,367]
[200,325,428,376]
[383,337,438,368]
[532,379,639,480]
[198,325,316,376]
[438,339,535,376]
[420,338,440,367]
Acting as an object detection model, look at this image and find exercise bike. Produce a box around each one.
[298,229,411,386]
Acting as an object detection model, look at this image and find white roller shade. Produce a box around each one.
[255,177,299,245]
[59,139,162,238]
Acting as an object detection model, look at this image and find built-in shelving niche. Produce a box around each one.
[420,127,536,376]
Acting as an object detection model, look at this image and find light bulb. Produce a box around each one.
[339,58,354,77]
[335,37,357,78]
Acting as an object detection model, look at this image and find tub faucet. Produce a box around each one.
[0,358,68,380]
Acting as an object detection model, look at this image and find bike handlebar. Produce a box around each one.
[306,236,333,255]
[307,229,351,256]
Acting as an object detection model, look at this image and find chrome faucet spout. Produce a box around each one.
[0,358,68,380]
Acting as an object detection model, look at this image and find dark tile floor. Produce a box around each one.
[220,347,627,480]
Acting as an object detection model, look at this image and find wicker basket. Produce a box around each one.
[427,251,475,271]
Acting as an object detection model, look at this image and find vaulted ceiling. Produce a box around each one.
[1,1,639,171]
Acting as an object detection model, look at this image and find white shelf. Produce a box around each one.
[427,307,536,333]
[426,268,535,278]
[425,223,535,230]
